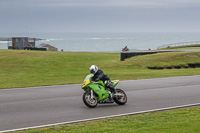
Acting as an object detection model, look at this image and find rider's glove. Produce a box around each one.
[95,78,100,82]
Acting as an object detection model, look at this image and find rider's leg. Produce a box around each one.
[106,82,116,94]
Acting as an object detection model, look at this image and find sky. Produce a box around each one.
[0,0,200,33]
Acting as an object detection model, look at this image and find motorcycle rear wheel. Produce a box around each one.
[83,91,98,108]
[113,88,127,105]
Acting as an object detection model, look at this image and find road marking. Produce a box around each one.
[1,103,200,133]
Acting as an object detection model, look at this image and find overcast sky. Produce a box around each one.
[0,0,200,33]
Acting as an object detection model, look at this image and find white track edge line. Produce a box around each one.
[1,103,200,133]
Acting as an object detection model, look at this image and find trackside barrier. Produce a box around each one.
[157,41,200,49]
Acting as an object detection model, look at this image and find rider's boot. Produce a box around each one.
[106,81,117,94]
[109,85,117,94]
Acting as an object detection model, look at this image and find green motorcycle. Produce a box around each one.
[81,74,127,108]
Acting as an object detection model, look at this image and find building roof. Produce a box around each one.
[38,43,57,49]
[38,43,47,47]
[0,37,12,41]
[0,37,45,41]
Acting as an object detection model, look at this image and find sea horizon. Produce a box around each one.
[1,32,200,52]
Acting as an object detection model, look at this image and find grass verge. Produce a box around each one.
[1,50,200,89]
[15,106,200,133]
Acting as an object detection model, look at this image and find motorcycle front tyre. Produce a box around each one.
[82,91,98,108]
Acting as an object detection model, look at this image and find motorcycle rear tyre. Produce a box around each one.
[113,88,127,105]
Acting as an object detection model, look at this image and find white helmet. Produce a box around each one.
[89,65,98,74]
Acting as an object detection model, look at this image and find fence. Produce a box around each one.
[157,41,200,49]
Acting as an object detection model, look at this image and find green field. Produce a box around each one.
[1,49,200,133]
[15,106,200,133]
[1,49,200,89]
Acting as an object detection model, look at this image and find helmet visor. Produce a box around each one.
[90,69,95,74]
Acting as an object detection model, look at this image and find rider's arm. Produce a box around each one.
[95,69,104,81]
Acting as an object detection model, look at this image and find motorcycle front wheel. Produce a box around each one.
[113,88,127,105]
[83,91,98,108]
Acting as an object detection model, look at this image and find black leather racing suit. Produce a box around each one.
[92,69,116,93]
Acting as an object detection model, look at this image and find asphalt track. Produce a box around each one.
[0,75,200,132]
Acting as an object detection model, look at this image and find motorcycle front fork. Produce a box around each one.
[90,89,94,99]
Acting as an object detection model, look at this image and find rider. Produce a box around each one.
[89,65,116,94]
